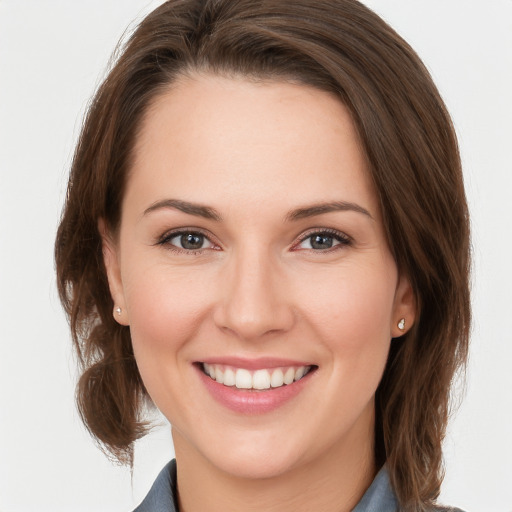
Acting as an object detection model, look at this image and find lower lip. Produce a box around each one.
[196,366,314,414]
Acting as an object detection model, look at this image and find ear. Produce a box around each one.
[98,218,129,326]
[391,274,416,338]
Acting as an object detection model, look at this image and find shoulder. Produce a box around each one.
[132,459,178,512]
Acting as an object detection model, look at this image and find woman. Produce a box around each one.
[55,1,470,511]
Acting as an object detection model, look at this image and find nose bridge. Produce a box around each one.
[214,242,294,340]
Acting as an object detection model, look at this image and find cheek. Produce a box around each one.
[302,266,397,424]
[122,263,214,364]
[304,265,396,341]
[120,262,220,415]
[298,262,397,389]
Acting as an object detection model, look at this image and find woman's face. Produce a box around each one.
[103,74,414,479]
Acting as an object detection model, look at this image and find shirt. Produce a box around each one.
[132,460,463,512]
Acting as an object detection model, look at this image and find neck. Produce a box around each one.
[173,421,376,512]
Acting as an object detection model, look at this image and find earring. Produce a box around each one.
[115,306,122,316]
[397,318,406,331]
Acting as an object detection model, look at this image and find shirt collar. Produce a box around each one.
[351,464,398,512]
[133,460,398,512]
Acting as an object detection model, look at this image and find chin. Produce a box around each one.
[209,445,306,481]
[173,423,311,481]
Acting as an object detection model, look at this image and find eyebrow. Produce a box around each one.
[143,199,222,221]
[284,201,373,222]
[143,198,373,222]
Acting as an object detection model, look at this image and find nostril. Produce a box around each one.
[212,303,296,341]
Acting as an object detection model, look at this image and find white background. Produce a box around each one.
[0,1,511,511]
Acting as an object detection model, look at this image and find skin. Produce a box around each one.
[102,73,415,512]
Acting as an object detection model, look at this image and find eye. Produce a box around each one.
[295,229,351,251]
[159,230,216,252]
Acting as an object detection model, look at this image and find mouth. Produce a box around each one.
[199,362,317,391]
[196,359,318,414]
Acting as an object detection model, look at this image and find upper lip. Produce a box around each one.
[198,356,315,370]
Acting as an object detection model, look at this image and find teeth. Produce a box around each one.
[223,367,236,386]
[253,369,271,390]
[204,363,216,379]
[295,367,306,381]
[284,367,295,385]
[215,366,224,384]
[235,369,252,389]
[203,363,312,390]
[270,369,284,388]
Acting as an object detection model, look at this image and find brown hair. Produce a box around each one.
[55,1,470,510]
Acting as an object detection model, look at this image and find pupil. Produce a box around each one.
[181,233,203,250]
[311,234,333,249]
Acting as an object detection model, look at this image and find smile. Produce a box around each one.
[202,363,313,390]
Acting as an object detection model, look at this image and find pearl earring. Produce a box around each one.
[115,306,122,316]
[397,318,406,331]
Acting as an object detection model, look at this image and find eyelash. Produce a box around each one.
[293,228,352,252]
[156,228,219,255]
[156,228,352,254]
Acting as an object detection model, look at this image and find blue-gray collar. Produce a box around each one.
[133,461,399,512]
[352,465,398,512]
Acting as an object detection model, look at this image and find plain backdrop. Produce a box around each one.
[1,1,511,511]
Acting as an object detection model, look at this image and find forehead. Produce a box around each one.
[126,73,377,217]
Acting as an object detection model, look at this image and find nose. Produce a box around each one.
[212,247,295,341]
